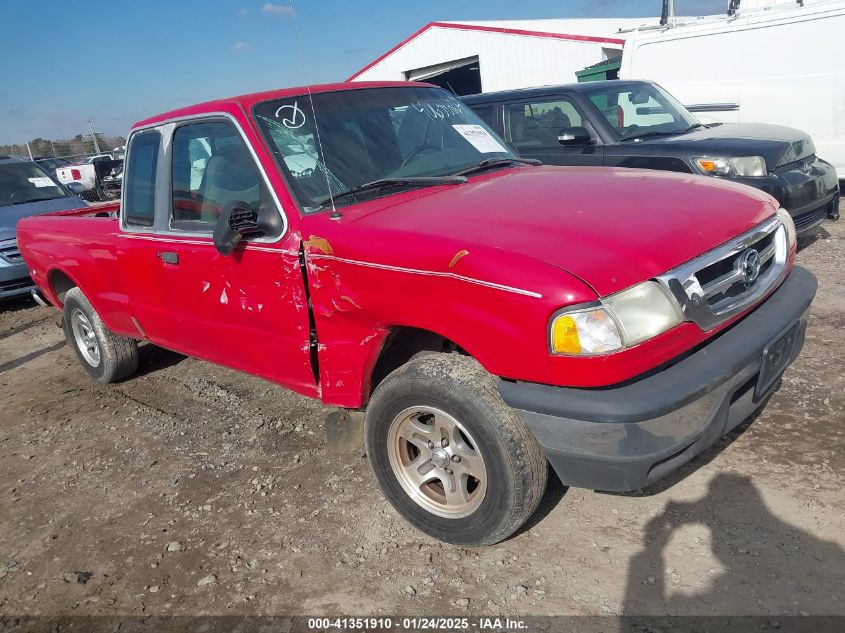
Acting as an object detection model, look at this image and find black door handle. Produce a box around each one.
[159,252,179,264]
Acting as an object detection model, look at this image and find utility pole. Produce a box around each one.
[88,118,101,154]
[25,141,33,160]
[660,0,675,25]
[50,140,57,157]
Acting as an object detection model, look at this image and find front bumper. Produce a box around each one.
[499,266,817,492]
[734,157,839,233]
[0,261,35,301]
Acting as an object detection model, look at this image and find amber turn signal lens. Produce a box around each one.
[551,315,581,354]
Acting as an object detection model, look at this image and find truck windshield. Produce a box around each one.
[0,162,69,208]
[580,83,701,141]
[253,86,516,212]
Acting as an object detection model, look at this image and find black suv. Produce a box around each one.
[463,80,839,233]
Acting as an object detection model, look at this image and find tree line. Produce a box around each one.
[0,133,127,160]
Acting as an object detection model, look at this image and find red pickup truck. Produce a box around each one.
[17,82,816,546]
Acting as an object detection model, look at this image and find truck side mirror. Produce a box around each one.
[213,200,283,256]
[558,126,594,146]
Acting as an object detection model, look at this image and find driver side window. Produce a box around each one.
[170,120,270,232]
[504,98,584,149]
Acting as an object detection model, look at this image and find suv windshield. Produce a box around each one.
[581,82,700,141]
[0,161,69,208]
[254,86,516,211]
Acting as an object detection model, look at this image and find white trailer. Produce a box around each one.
[619,0,845,176]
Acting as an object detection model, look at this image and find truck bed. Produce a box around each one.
[16,202,132,334]
[41,202,120,218]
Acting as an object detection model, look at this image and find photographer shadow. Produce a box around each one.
[623,472,844,622]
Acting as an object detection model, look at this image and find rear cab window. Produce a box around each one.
[470,105,496,129]
[122,131,161,228]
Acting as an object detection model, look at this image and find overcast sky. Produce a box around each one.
[0,0,727,145]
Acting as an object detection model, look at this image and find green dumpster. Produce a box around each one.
[576,57,622,83]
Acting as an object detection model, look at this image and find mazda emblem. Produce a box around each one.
[740,249,761,284]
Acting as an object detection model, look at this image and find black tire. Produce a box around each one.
[62,287,139,383]
[365,354,548,546]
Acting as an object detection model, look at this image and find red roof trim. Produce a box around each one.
[347,21,625,81]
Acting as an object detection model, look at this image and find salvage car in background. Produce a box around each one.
[464,80,840,233]
[0,156,86,301]
[33,156,73,173]
[55,153,124,201]
[99,162,123,200]
[18,83,815,546]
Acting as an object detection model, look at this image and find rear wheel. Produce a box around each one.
[63,287,139,383]
[365,354,547,546]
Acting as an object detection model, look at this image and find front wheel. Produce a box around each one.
[365,355,548,546]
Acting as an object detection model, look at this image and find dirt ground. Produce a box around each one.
[1,210,843,622]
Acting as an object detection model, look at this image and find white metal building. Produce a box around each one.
[348,19,656,95]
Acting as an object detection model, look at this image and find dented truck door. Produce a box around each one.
[134,117,317,398]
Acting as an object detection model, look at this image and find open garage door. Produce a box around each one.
[405,56,481,96]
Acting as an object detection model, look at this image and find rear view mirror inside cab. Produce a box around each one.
[631,91,650,105]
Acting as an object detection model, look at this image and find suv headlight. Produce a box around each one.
[694,156,767,178]
[550,282,683,355]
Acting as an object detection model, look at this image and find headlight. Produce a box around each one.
[550,282,683,355]
[604,281,684,346]
[550,307,622,355]
[694,156,767,177]
[776,207,797,250]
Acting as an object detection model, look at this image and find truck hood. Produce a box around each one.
[344,166,776,297]
[639,123,816,168]
[0,196,86,242]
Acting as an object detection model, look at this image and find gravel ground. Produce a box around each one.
[0,211,843,620]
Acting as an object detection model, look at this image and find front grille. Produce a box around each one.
[794,205,829,233]
[793,196,838,233]
[0,240,23,264]
[656,216,789,331]
[0,278,33,293]
[774,154,816,175]
[695,231,777,309]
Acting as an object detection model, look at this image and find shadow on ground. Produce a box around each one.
[797,225,831,252]
[623,473,844,617]
[134,342,187,377]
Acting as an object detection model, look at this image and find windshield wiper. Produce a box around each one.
[312,176,467,210]
[449,157,541,177]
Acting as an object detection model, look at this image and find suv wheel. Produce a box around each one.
[63,287,139,383]
[365,354,547,546]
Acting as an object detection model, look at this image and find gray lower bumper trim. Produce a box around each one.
[500,266,817,491]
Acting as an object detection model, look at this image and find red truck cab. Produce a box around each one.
[18,82,816,546]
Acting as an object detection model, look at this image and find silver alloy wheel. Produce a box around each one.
[70,308,101,367]
[387,406,487,518]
